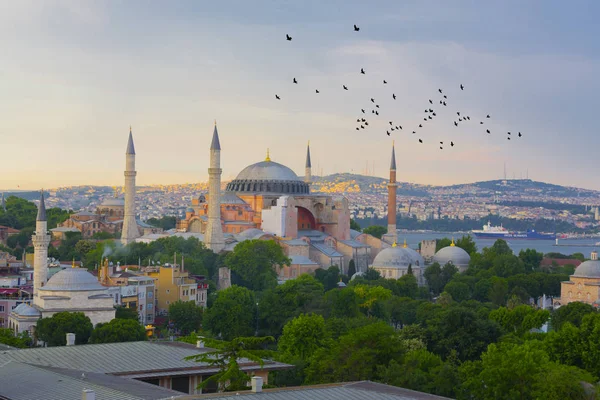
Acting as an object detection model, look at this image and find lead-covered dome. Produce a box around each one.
[226,157,309,195]
[433,244,471,268]
[574,253,600,278]
[373,245,424,268]
[42,268,106,291]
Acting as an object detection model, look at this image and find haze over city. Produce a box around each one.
[1,1,598,189]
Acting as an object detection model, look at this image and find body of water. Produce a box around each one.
[398,231,600,256]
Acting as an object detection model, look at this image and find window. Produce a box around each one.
[147,314,153,321]
[166,301,170,305]
[0,306,4,312]
[147,304,153,310]
[147,291,153,298]
[166,289,170,294]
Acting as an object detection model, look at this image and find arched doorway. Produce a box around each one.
[297,206,316,231]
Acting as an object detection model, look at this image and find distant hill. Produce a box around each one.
[311,173,430,197]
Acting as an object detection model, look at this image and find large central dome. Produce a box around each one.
[235,161,301,182]
[226,156,310,195]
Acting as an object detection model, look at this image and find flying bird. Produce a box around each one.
[343,85,348,90]
[361,68,365,74]
[419,124,423,128]
[354,24,360,31]
[361,109,365,113]
[440,141,444,144]
[459,118,463,122]
[356,127,359,130]
[466,116,470,120]
[486,129,491,134]
[443,95,447,99]
[432,112,436,116]
[440,146,443,150]
[429,108,433,112]
[361,118,366,122]
[371,98,375,103]
[398,126,402,130]
[293,78,297,84]
[454,121,458,127]
[442,101,447,106]
[383,80,387,84]
[356,119,360,122]
[457,112,460,116]
[376,104,380,108]
[451,142,454,147]
[486,114,491,118]
[460,84,464,90]
[315,89,320,93]
[507,137,511,140]
[412,131,416,134]
[429,99,433,104]
[480,121,484,124]
[428,116,432,120]
[275,95,280,100]
[391,127,395,131]
[424,118,427,121]
[508,132,511,135]
[419,139,423,143]
[375,111,379,115]
[286,34,292,41]
[392,94,396,100]
[360,125,364,129]
[387,131,390,136]
[518,132,522,137]
[365,121,369,126]
[389,121,393,125]
[439,89,443,93]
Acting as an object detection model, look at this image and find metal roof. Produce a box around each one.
[289,255,318,266]
[0,361,183,400]
[0,341,290,376]
[311,243,343,258]
[180,381,451,400]
[339,239,370,249]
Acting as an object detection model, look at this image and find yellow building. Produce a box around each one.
[143,264,208,315]
[558,251,600,307]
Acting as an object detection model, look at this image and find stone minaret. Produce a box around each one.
[204,122,225,253]
[387,142,398,242]
[305,141,312,188]
[32,191,50,297]
[121,126,140,245]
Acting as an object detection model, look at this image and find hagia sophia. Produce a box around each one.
[127,123,469,283]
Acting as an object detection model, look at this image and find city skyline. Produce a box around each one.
[1,1,599,190]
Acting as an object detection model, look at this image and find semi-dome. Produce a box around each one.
[226,154,310,195]
[373,244,423,268]
[42,268,107,291]
[574,253,600,278]
[433,243,471,267]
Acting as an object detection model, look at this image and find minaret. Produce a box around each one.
[305,141,312,189]
[32,191,50,298]
[387,141,398,242]
[204,121,225,253]
[121,126,140,245]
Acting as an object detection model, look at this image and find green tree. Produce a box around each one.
[314,266,342,291]
[146,216,177,230]
[489,305,550,336]
[91,231,115,240]
[185,336,275,392]
[324,287,361,318]
[364,267,381,281]
[386,297,420,329]
[518,248,544,272]
[456,235,477,255]
[488,276,508,306]
[89,319,147,343]
[0,328,32,348]
[551,301,596,331]
[424,263,443,295]
[36,312,93,346]
[352,284,393,316]
[407,263,413,275]
[349,219,361,231]
[278,313,330,361]
[443,281,470,302]
[114,306,139,320]
[225,240,289,291]
[204,286,256,340]
[169,300,203,335]
[347,259,356,278]
[362,225,387,239]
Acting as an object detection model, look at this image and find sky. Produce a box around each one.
[1,0,599,190]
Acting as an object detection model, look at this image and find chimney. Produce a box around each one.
[196,339,204,349]
[592,251,598,261]
[66,333,76,346]
[82,389,96,400]
[251,376,263,393]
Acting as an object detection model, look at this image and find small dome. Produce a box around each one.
[433,245,471,267]
[42,268,106,291]
[574,259,600,278]
[235,161,300,182]
[186,207,194,213]
[12,303,41,317]
[373,245,423,268]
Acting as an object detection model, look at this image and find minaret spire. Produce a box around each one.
[121,127,141,245]
[304,141,312,188]
[204,123,225,253]
[385,142,398,244]
[32,190,50,299]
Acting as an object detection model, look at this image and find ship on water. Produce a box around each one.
[472,221,556,240]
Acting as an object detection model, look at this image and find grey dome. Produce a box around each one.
[433,245,471,267]
[100,198,124,207]
[12,303,41,317]
[573,260,600,278]
[186,207,194,212]
[373,246,424,268]
[42,268,107,291]
[236,161,300,182]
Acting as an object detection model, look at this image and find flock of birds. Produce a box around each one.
[276,24,524,150]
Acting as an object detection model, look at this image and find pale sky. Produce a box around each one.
[1,1,598,190]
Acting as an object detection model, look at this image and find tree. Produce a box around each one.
[386,297,420,329]
[0,328,31,348]
[204,286,256,340]
[185,336,275,392]
[364,267,381,281]
[278,314,330,361]
[443,281,470,302]
[348,259,356,278]
[349,219,361,231]
[91,231,115,240]
[407,263,413,275]
[169,300,203,335]
[518,248,544,272]
[488,277,508,306]
[424,263,443,295]
[324,288,361,319]
[36,312,93,346]
[489,305,550,336]
[362,225,387,239]
[456,235,477,255]
[146,216,177,230]
[225,240,289,291]
[352,284,393,316]
[89,319,147,343]
[551,301,596,331]
[314,266,342,291]
[115,305,139,320]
